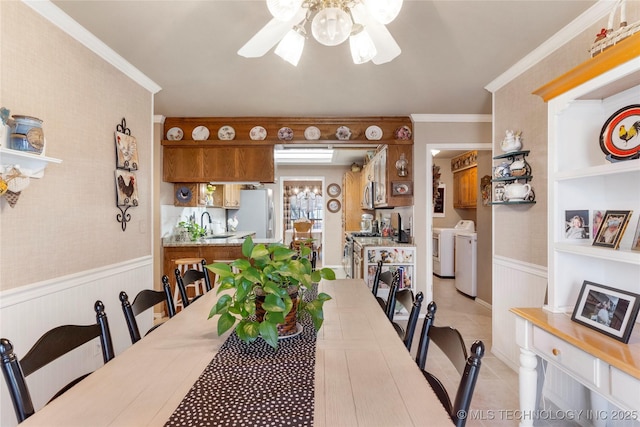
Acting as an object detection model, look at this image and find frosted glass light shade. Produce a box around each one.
[267,0,303,21]
[275,28,306,66]
[363,0,403,24]
[349,27,377,64]
[311,7,352,46]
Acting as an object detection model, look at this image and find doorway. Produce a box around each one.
[425,144,492,308]
[281,178,325,266]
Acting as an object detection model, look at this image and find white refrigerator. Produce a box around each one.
[227,189,274,239]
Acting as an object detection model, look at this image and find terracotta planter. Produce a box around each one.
[255,286,299,337]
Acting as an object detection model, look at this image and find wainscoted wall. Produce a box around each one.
[0,257,152,427]
[491,256,548,371]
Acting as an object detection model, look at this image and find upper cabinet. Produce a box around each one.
[533,33,640,313]
[451,151,477,209]
[161,116,412,185]
[163,143,274,183]
[360,144,413,209]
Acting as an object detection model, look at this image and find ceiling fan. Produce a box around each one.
[238,0,402,66]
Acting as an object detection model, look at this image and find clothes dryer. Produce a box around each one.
[432,220,474,278]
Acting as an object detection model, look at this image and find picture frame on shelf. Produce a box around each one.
[631,217,640,252]
[592,210,633,249]
[591,210,605,242]
[564,209,589,240]
[571,280,640,343]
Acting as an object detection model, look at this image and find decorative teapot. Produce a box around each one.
[504,181,531,201]
[501,130,523,152]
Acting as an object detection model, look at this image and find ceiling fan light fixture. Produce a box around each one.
[363,0,403,24]
[267,0,304,21]
[311,7,352,46]
[349,24,377,64]
[275,26,306,66]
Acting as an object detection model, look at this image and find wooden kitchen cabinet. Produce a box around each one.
[162,143,274,183]
[343,171,366,234]
[361,145,413,209]
[453,166,477,209]
[223,184,241,208]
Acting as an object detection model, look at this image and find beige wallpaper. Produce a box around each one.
[492,2,640,266]
[0,2,153,290]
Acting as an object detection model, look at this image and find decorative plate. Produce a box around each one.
[304,126,321,140]
[599,104,640,161]
[394,125,412,140]
[278,127,294,141]
[192,125,210,141]
[250,126,267,140]
[175,186,192,203]
[327,198,341,213]
[327,183,341,197]
[218,125,236,140]
[166,127,184,141]
[365,125,383,140]
[336,126,351,141]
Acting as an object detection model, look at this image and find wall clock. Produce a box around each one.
[327,183,341,197]
[327,198,341,213]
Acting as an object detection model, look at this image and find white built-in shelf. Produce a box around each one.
[0,147,62,178]
[554,241,640,265]
[555,158,640,181]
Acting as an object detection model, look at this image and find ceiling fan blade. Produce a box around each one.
[351,4,401,65]
[237,9,306,58]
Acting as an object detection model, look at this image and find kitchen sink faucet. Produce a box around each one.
[201,211,212,230]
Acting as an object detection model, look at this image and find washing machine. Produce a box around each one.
[433,220,475,278]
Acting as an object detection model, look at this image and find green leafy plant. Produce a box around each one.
[206,236,335,349]
[178,220,206,241]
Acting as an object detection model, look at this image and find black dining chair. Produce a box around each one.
[174,259,212,308]
[372,261,394,311]
[120,276,176,344]
[383,270,401,320]
[392,291,423,351]
[414,301,485,427]
[0,301,115,423]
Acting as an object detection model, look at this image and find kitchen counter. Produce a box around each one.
[163,231,282,247]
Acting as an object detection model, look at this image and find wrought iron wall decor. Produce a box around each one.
[114,118,139,231]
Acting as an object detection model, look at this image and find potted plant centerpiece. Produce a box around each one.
[206,236,335,349]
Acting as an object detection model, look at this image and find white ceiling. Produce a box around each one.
[51,0,596,164]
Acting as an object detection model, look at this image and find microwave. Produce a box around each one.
[362,181,374,210]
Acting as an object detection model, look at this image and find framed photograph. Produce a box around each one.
[564,209,589,240]
[592,210,633,249]
[632,217,640,252]
[571,280,640,343]
[433,183,445,218]
[591,210,605,241]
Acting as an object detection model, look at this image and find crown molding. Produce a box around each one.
[22,0,161,94]
[485,0,615,93]
[411,114,492,123]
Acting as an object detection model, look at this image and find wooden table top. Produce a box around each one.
[20,279,451,426]
[511,307,640,379]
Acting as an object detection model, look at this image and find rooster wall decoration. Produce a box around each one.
[114,118,139,231]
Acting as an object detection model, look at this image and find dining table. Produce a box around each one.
[19,279,452,426]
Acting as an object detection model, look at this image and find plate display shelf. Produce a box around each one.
[0,147,61,178]
[533,36,640,315]
[490,149,535,205]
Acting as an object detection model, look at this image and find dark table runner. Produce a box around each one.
[165,289,318,427]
